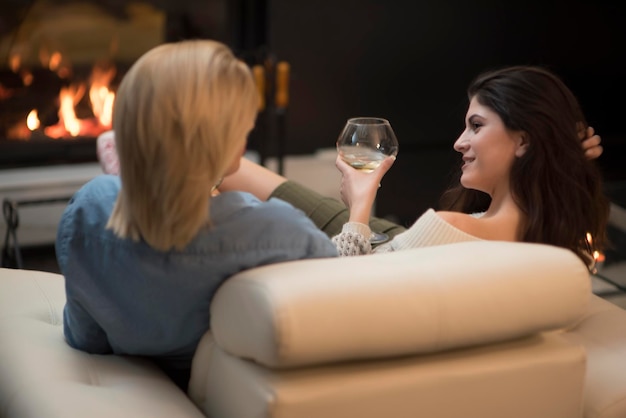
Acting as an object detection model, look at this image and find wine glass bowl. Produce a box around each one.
[336,117,399,173]
[336,117,399,244]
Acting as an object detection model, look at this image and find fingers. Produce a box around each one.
[335,155,396,176]
[582,134,601,149]
[378,155,396,174]
[580,126,603,160]
[585,143,603,160]
[371,155,396,184]
[335,155,352,175]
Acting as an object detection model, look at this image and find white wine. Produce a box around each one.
[338,146,386,173]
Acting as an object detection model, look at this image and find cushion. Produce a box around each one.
[210,240,590,368]
[0,268,205,418]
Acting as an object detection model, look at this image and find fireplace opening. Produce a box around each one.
[0,0,166,169]
[1,0,269,170]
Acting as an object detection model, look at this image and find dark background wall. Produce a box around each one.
[269,1,626,150]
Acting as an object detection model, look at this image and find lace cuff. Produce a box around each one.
[331,222,372,256]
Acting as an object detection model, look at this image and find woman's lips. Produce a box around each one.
[461,157,474,169]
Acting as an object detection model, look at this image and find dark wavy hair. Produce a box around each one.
[440,65,609,267]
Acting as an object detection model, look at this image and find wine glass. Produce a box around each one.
[336,117,399,244]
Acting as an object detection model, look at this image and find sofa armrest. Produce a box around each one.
[210,241,590,368]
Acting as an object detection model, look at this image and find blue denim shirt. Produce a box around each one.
[56,175,337,383]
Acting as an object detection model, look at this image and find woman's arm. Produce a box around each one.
[218,157,288,200]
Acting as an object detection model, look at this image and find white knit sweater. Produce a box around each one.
[331,209,483,256]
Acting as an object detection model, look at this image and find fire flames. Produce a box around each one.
[8,49,116,140]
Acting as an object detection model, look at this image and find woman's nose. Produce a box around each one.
[453,133,468,152]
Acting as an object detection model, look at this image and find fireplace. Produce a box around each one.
[0,0,266,169]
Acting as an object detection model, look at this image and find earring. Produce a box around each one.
[211,177,223,193]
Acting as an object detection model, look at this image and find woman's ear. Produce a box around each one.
[515,132,529,157]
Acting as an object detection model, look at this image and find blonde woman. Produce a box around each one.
[56,40,337,391]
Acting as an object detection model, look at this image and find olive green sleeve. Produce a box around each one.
[270,180,406,240]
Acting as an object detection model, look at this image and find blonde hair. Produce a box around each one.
[107,40,258,251]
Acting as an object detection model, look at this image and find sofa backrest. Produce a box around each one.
[210,240,590,368]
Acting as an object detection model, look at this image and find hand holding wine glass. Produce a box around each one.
[335,154,395,222]
[336,117,399,244]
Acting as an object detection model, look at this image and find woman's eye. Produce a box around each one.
[470,122,482,131]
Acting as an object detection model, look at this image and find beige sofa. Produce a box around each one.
[1,240,626,418]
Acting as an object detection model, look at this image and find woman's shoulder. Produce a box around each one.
[213,191,323,230]
[63,175,119,216]
[414,208,482,239]
[74,175,121,201]
[259,196,326,228]
[435,210,477,231]
[435,210,517,241]
[56,176,120,265]
[381,208,483,252]
[214,191,301,218]
[208,191,336,256]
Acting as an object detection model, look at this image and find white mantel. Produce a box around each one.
[0,162,102,246]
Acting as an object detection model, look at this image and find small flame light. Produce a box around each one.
[585,232,605,274]
[26,110,40,131]
[49,52,62,71]
[9,54,21,73]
